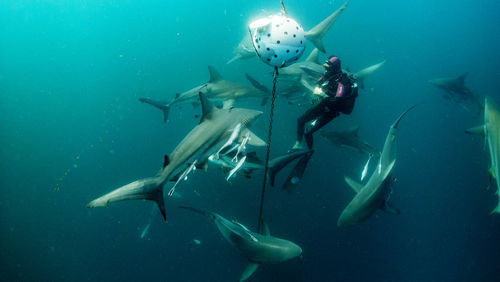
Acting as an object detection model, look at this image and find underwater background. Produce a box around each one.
[1,0,500,281]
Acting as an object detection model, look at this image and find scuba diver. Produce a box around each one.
[293,55,359,150]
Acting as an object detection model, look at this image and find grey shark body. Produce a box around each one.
[320,126,379,156]
[338,106,415,227]
[179,207,302,281]
[140,66,269,122]
[428,72,482,112]
[87,93,264,220]
[227,1,349,64]
[466,98,500,213]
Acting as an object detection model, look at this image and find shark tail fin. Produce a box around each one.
[239,261,260,282]
[139,98,171,123]
[392,104,418,129]
[465,125,485,137]
[304,0,349,53]
[154,190,167,221]
[305,48,320,63]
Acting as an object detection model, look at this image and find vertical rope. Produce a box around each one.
[257,67,279,232]
[280,0,288,14]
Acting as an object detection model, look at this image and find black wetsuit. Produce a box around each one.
[297,71,358,149]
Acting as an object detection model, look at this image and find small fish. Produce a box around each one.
[232,131,250,162]
[140,223,151,239]
[361,154,373,181]
[169,160,197,196]
[215,123,241,158]
[226,156,247,181]
[193,239,202,245]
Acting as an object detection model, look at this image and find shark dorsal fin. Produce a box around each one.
[262,222,271,236]
[258,221,271,236]
[458,72,468,84]
[305,48,320,64]
[347,125,360,136]
[208,66,223,83]
[163,155,169,168]
[344,176,363,193]
[465,124,486,137]
[199,92,217,122]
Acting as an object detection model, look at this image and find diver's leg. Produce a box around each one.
[304,109,339,149]
[296,102,327,143]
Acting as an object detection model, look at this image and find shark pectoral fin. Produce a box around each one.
[381,202,401,215]
[465,124,486,137]
[344,176,363,193]
[227,54,242,64]
[222,99,235,109]
[488,167,496,179]
[491,201,500,215]
[239,261,260,282]
[243,130,266,147]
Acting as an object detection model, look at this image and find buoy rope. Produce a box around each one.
[257,67,279,232]
[280,0,288,14]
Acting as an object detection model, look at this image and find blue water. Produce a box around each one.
[1,0,500,281]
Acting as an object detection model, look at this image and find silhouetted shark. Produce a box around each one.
[140,66,269,122]
[428,72,482,112]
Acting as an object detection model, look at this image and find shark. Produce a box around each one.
[179,207,302,281]
[320,125,380,157]
[337,105,416,227]
[465,97,500,214]
[87,93,265,220]
[428,72,483,113]
[226,1,349,64]
[139,66,269,122]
